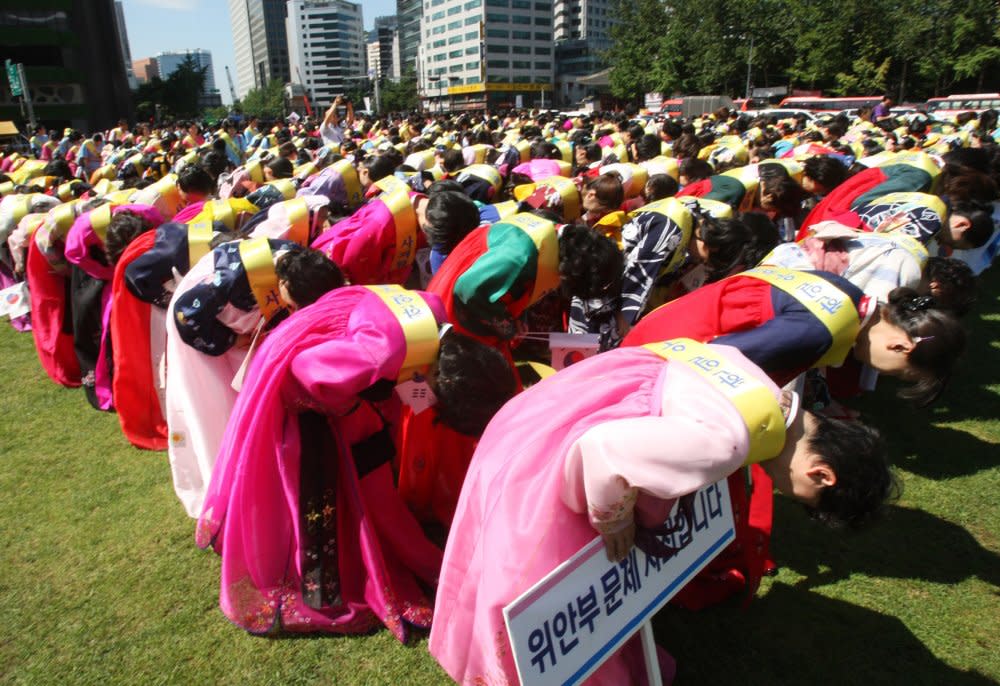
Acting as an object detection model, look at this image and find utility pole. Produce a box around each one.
[744,37,754,100]
[225,65,239,106]
[5,60,35,131]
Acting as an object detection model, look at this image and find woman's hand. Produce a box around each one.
[602,518,636,563]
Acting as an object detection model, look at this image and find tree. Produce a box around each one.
[240,79,285,119]
[607,0,668,101]
[131,54,207,121]
[381,70,419,113]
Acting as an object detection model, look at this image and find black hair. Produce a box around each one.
[423,190,480,252]
[950,200,995,249]
[266,156,294,179]
[803,155,848,193]
[921,256,977,316]
[586,172,624,211]
[678,157,713,183]
[806,413,897,529]
[43,159,73,182]
[530,140,561,160]
[557,224,624,299]
[105,210,155,266]
[274,245,345,307]
[758,162,805,217]
[644,174,678,201]
[202,150,230,181]
[439,148,464,173]
[881,287,966,405]
[433,329,517,436]
[696,214,775,282]
[426,179,464,195]
[177,165,215,195]
[635,134,662,162]
[361,154,396,183]
[661,120,682,140]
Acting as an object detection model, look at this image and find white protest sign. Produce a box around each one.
[504,479,734,686]
[0,281,30,319]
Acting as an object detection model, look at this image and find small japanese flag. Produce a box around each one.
[0,281,29,319]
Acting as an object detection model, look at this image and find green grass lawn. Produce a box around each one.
[1,270,998,685]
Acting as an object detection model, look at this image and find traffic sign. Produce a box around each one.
[5,60,23,97]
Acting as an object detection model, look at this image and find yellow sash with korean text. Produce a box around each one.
[333,159,363,207]
[282,197,311,246]
[644,338,786,465]
[238,237,283,322]
[375,176,419,272]
[462,164,503,192]
[741,266,859,367]
[89,204,115,243]
[365,284,440,383]
[504,213,560,305]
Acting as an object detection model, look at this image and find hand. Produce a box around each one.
[602,519,636,563]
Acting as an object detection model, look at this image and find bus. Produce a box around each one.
[925,94,1000,119]
[777,96,882,113]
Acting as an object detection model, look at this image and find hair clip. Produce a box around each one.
[903,295,936,312]
[912,335,935,346]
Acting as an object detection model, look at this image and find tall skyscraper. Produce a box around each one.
[396,0,422,76]
[0,0,132,131]
[155,50,217,93]
[286,0,366,109]
[369,16,401,81]
[553,0,617,106]
[228,0,291,99]
[417,0,555,111]
[113,1,138,89]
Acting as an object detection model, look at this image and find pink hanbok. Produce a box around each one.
[164,248,257,518]
[196,286,443,637]
[429,345,779,685]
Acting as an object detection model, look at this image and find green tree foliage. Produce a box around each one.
[239,79,285,119]
[381,70,419,113]
[607,0,1000,102]
[132,54,207,121]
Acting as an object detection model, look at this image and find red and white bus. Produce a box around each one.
[777,96,882,113]
[925,94,1000,119]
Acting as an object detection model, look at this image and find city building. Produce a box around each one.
[286,0,366,109]
[227,0,291,99]
[113,1,138,89]
[368,16,401,81]
[155,50,217,93]
[553,0,617,106]
[132,58,159,84]
[0,0,132,131]
[417,0,555,111]
[396,0,422,77]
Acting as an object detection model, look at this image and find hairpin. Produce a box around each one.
[912,335,935,346]
[903,295,936,312]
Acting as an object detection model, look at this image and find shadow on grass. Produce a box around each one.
[656,582,996,686]
[772,499,1000,589]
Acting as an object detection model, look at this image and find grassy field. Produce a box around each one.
[1,270,998,685]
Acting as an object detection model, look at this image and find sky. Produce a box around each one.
[120,0,397,105]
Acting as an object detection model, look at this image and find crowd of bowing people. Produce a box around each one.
[2,99,998,685]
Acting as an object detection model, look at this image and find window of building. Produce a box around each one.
[448,20,462,30]
[535,31,551,40]
[448,4,462,14]
[512,60,532,69]
[512,45,531,53]
[466,60,480,69]
[464,0,482,8]
[487,44,510,53]
[450,64,464,72]
[449,49,463,57]
[512,30,531,39]
[486,0,507,5]
[511,14,531,24]
[431,10,444,20]
[513,74,532,82]
[486,28,508,37]
[535,16,550,25]
[486,12,508,21]
[466,46,479,54]
[535,46,551,54]
[487,60,509,68]
[466,15,479,24]
[432,39,446,47]
[466,75,482,84]
[535,1,551,10]
[535,61,551,69]
[448,32,462,42]
[432,25,446,34]
[511,0,530,7]
[465,30,479,39]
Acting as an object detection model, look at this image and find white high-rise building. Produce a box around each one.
[228,0,255,99]
[418,0,555,111]
[228,0,293,100]
[155,50,217,93]
[286,0,366,109]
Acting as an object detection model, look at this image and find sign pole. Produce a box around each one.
[16,63,36,131]
[640,621,663,686]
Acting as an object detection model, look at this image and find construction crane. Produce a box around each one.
[225,65,238,105]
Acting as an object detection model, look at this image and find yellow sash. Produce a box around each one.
[375,176,419,272]
[491,200,520,221]
[187,220,214,266]
[0,181,13,196]
[89,204,115,243]
[469,144,492,164]
[57,181,76,201]
[515,140,531,163]
[870,191,948,225]
[267,178,297,199]
[365,284,440,383]
[505,213,560,305]
[741,266,860,367]
[282,197,311,246]
[52,203,77,238]
[533,175,582,220]
[294,161,317,180]
[884,151,940,181]
[644,338,786,464]
[555,140,573,163]
[207,200,235,229]
[332,159,363,207]
[630,197,694,275]
[246,160,265,184]
[462,164,502,191]
[238,237,283,322]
